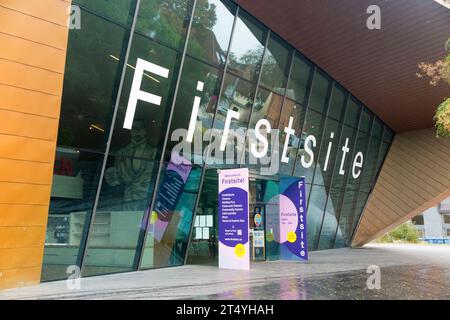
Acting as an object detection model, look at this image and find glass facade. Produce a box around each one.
[42,0,394,280]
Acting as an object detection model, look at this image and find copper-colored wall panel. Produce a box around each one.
[0,6,68,49]
[236,0,450,132]
[0,267,42,290]
[353,128,450,246]
[0,0,70,26]
[0,135,56,163]
[0,59,64,95]
[0,85,62,118]
[0,110,59,140]
[0,159,53,185]
[0,33,67,72]
[0,0,70,289]
[0,205,49,227]
[0,247,44,270]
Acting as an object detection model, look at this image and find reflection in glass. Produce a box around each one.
[46,0,396,278]
[287,53,313,105]
[250,87,284,128]
[307,185,327,250]
[227,11,266,82]
[317,188,342,250]
[313,117,342,189]
[41,149,103,281]
[136,0,193,50]
[166,57,223,164]
[141,159,202,268]
[187,0,236,66]
[331,125,359,189]
[294,110,326,183]
[74,0,136,25]
[327,84,347,121]
[187,170,218,265]
[308,70,332,113]
[278,100,306,176]
[58,10,131,152]
[82,119,159,276]
[344,97,361,128]
[259,34,291,92]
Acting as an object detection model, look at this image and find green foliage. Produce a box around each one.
[417,38,450,139]
[434,98,450,138]
[376,221,421,243]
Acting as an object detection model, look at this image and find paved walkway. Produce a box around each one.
[1,243,449,300]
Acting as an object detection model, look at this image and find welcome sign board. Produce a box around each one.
[218,168,250,270]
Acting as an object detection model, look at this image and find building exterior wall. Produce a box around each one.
[1,0,447,291]
[0,0,70,289]
[423,206,446,239]
[37,0,394,282]
[352,128,450,246]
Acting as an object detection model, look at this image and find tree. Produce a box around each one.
[416,38,450,138]
[376,221,421,243]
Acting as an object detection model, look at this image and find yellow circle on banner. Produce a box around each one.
[150,211,158,224]
[266,232,274,242]
[287,231,297,243]
[234,244,246,257]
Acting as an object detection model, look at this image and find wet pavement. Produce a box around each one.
[1,243,449,300]
[195,264,450,300]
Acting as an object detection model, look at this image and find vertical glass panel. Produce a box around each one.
[216,74,255,128]
[187,0,236,66]
[42,6,135,281]
[307,185,327,250]
[82,153,157,276]
[141,164,202,268]
[278,100,306,176]
[313,118,342,189]
[187,170,218,265]
[83,12,187,275]
[293,110,326,184]
[327,84,346,121]
[344,97,361,128]
[349,130,371,192]
[359,108,372,134]
[287,53,313,105]
[245,87,284,173]
[164,57,223,165]
[41,150,103,281]
[209,73,255,167]
[383,126,395,143]
[376,141,390,173]
[250,87,284,128]
[259,34,291,92]
[262,180,280,260]
[317,188,342,250]
[359,137,381,192]
[308,70,332,113]
[331,125,358,189]
[227,11,266,82]
[74,0,136,25]
[334,229,347,248]
[348,191,371,240]
[136,0,193,50]
[335,189,368,246]
[372,117,383,139]
[58,10,131,152]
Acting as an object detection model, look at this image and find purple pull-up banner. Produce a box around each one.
[279,177,308,260]
[218,168,250,270]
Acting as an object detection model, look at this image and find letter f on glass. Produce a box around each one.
[123,58,169,130]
